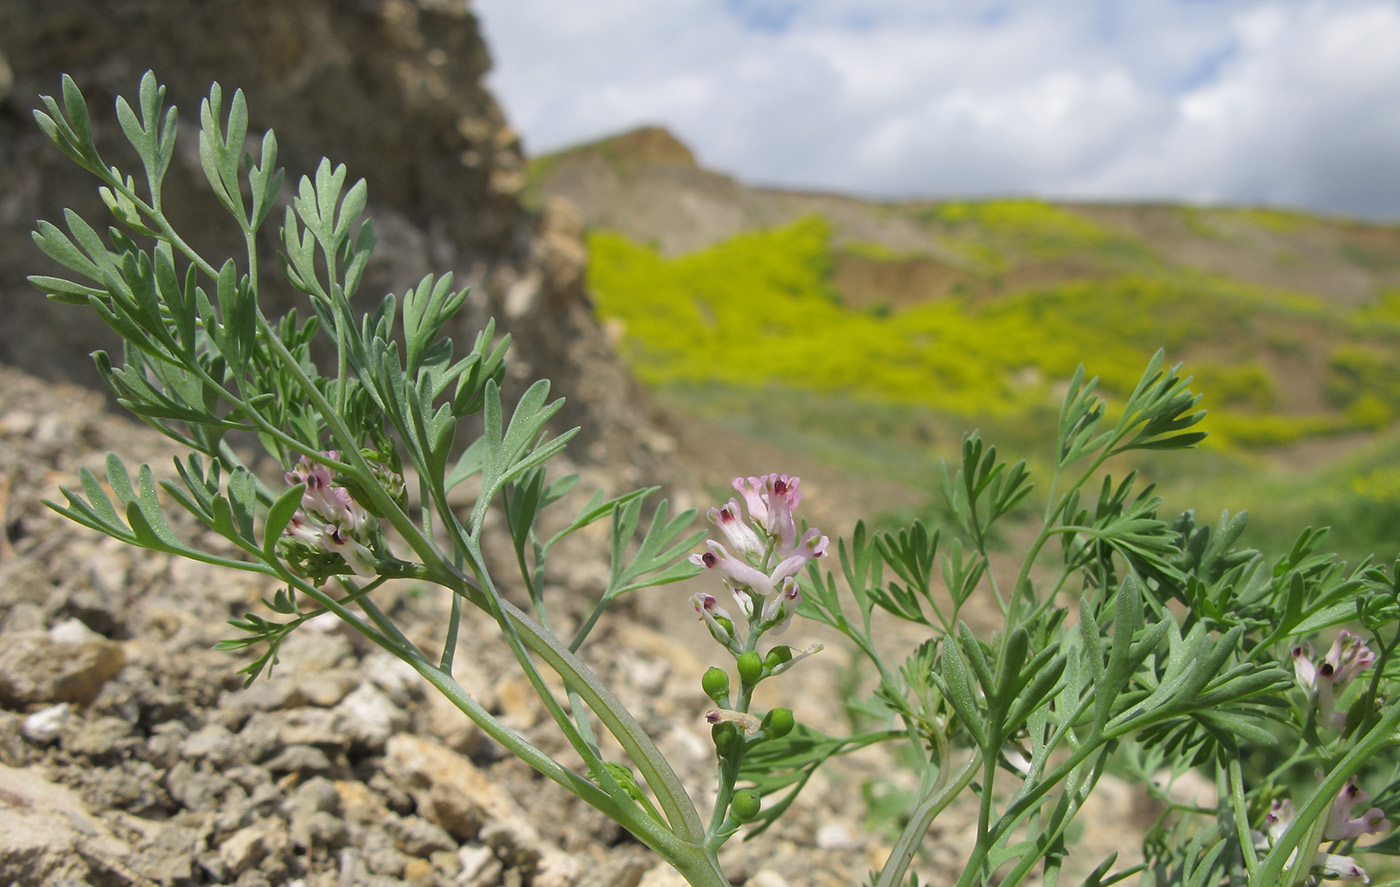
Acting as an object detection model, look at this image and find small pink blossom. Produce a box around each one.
[1259,784,1390,884]
[692,592,735,645]
[690,540,775,608]
[733,473,802,549]
[1326,631,1376,685]
[281,452,390,579]
[709,499,763,560]
[1328,781,1392,841]
[1292,631,1375,730]
[1314,854,1369,883]
[1264,798,1293,842]
[759,577,803,634]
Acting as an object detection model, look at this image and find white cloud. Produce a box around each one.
[473,0,1400,219]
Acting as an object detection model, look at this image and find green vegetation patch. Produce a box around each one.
[1178,205,1316,241]
[592,218,1328,416]
[588,213,1400,464]
[919,199,1152,264]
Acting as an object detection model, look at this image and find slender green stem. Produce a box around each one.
[458,525,613,788]
[259,316,705,839]
[1017,556,1078,628]
[998,747,1111,887]
[110,178,221,280]
[243,228,259,296]
[475,585,707,843]
[356,595,421,659]
[951,733,1111,887]
[333,308,350,416]
[570,596,613,653]
[876,753,982,887]
[400,650,730,887]
[705,679,758,841]
[975,743,999,845]
[440,594,461,671]
[1228,756,1261,881]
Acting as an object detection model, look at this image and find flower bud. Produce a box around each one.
[761,707,795,739]
[764,646,794,669]
[737,651,764,687]
[701,666,731,703]
[730,788,762,823]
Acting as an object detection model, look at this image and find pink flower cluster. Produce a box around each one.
[1260,780,1391,883]
[690,474,829,637]
[1292,630,1375,730]
[283,452,378,577]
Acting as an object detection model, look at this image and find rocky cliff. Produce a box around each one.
[0,0,668,472]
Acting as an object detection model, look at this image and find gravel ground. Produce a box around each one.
[0,364,1153,887]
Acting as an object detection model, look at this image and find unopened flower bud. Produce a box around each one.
[730,788,762,823]
[737,651,764,687]
[702,666,731,703]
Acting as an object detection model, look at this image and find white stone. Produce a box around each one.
[815,822,858,851]
[21,703,73,743]
[48,618,100,644]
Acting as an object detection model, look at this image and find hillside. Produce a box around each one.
[528,127,1400,555]
[525,126,1400,307]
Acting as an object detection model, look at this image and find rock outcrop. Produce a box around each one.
[0,0,669,472]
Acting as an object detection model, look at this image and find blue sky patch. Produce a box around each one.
[722,0,803,34]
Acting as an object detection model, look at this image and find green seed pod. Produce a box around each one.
[711,722,741,758]
[737,651,764,687]
[701,666,731,703]
[764,646,794,669]
[730,788,762,823]
[761,707,794,738]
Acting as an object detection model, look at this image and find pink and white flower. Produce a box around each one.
[1292,630,1375,730]
[692,592,736,645]
[1328,781,1392,842]
[691,473,828,646]
[1257,782,1392,883]
[282,452,392,579]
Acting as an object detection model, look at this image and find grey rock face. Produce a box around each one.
[0,0,669,472]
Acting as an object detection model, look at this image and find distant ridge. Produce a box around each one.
[589,125,699,168]
[527,126,1400,311]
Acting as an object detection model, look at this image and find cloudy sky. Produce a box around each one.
[472,0,1400,221]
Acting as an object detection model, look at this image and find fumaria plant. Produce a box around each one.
[28,71,1400,887]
